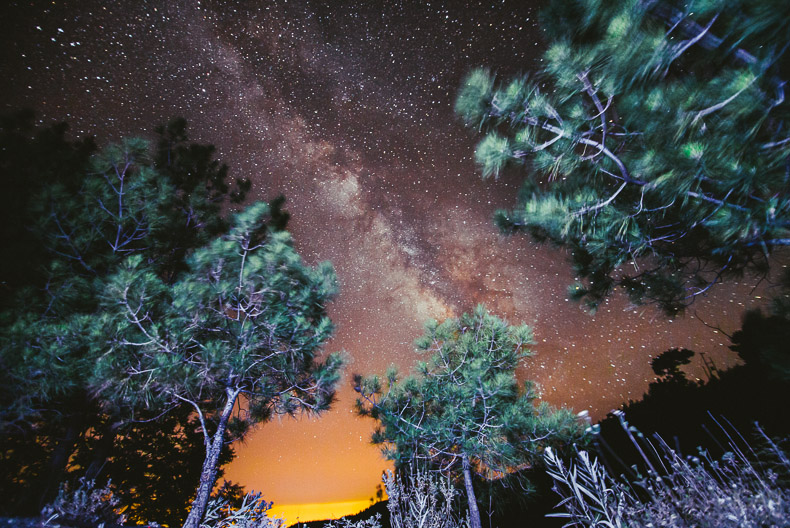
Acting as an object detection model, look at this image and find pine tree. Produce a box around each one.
[92,202,343,528]
[1,133,175,507]
[355,306,583,528]
[0,116,253,513]
[456,0,790,315]
[0,110,96,311]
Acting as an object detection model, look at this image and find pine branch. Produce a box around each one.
[648,2,758,66]
[692,79,756,124]
[578,71,610,161]
[667,13,719,66]
[575,181,628,216]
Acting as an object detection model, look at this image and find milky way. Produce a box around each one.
[0,0,775,517]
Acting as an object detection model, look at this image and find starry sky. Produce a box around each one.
[0,0,776,523]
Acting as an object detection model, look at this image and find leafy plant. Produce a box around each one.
[356,306,583,528]
[544,447,628,527]
[456,0,790,314]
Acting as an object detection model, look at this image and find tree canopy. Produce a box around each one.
[0,115,341,528]
[95,202,343,528]
[0,116,250,514]
[355,306,584,528]
[0,116,250,432]
[456,0,790,314]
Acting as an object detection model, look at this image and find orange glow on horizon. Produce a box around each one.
[269,499,379,526]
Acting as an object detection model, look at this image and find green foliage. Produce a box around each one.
[0,116,252,430]
[0,110,97,310]
[93,200,342,420]
[456,0,790,314]
[355,306,584,528]
[474,133,511,180]
[0,115,314,519]
[92,199,342,528]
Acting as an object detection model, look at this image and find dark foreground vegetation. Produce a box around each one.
[3,0,790,526]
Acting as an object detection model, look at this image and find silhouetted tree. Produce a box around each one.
[0,109,96,310]
[65,407,238,527]
[650,348,695,383]
[596,348,790,479]
[211,480,247,512]
[731,269,790,381]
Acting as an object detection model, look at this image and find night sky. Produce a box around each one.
[0,0,775,523]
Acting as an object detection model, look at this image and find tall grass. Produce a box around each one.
[544,412,790,527]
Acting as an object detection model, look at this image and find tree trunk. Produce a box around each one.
[38,398,89,511]
[462,454,482,528]
[84,419,120,482]
[182,388,240,528]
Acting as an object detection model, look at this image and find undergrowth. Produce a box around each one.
[544,412,790,527]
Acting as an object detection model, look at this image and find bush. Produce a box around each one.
[317,466,468,528]
[384,467,468,528]
[39,478,124,528]
[322,514,381,528]
[200,492,282,528]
